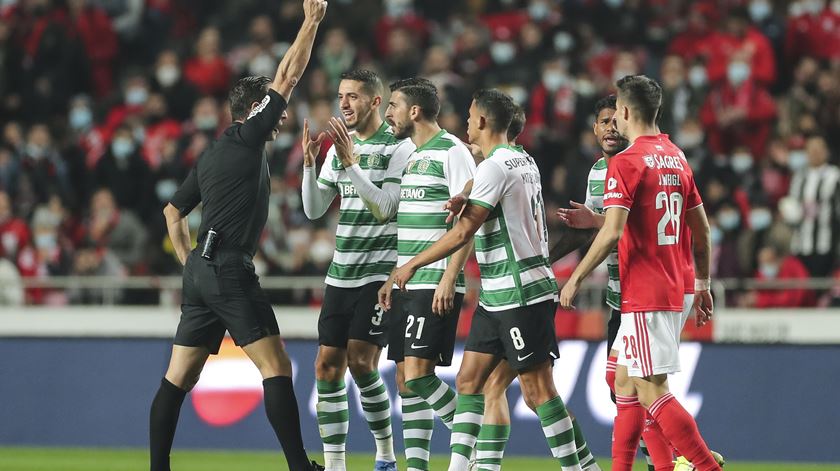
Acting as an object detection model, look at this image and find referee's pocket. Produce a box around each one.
[197,261,222,297]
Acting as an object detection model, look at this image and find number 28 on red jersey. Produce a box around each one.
[602,135,703,313]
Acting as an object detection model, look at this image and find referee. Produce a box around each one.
[149,2,327,471]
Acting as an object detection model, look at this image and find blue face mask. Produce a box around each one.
[125,87,148,106]
[710,225,723,246]
[749,0,772,21]
[749,208,773,231]
[727,61,751,86]
[111,138,135,160]
[70,107,93,130]
[35,233,57,250]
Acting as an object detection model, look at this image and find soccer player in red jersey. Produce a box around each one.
[559,75,720,471]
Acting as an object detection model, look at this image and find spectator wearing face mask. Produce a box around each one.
[151,49,198,121]
[139,92,182,170]
[784,135,840,277]
[82,187,147,272]
[19,124,72,209]
[528,57,577,155]
[0,190,30,261]
[705,7,776,87]
[736,203,794,275]
[668,2,718,62]
[713,204,748,279]
[700,55,776,158]
[17,205,73,304]
[92,125,152,217]
[743,244,814,308]
[659,55,707,135]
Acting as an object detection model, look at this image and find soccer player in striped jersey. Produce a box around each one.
[457,106,601,471]
[377,78,476,471]
[301,69,414,471]
[392,89,582,471]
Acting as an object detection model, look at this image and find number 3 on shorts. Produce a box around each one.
[510,327,525,351]
[372,304,384,326]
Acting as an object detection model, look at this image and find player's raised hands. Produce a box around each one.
[301,119,326,167]
[556,201,602,229]
[328,117,356,168]
[303,0,328,23]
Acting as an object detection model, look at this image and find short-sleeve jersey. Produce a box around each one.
[602,134,703,313]
[469,145,557,311]
[584,156,622,310]
[315,122,414,287]
[397,129,475,293]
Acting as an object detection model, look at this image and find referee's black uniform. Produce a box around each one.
[169,89,287,353]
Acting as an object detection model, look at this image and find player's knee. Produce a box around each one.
[165,370,201,392]
[455,370,483,395]
[347,356,375,378]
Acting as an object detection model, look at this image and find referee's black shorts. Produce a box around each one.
[174,249,279,354]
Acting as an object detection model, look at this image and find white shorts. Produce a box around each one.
[616,294,694,377]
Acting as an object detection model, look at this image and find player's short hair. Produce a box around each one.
[615,75,662,125]
[507,105,526,141]
[340,69,384,98]
[594,95,617,116]
[472,89,516,134]
[389,77,440,120]
[229,76,272,121]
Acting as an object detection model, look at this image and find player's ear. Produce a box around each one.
[371,95,382,109]
[622,106,629,121]
[409,104,420,121]
[478,115,487,131]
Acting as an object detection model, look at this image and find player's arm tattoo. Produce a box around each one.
[549,226,596,263]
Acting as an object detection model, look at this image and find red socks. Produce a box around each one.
[650,393,721,471]
[606,355,618,393]
[612,395,644,471]
[642,411,677,471]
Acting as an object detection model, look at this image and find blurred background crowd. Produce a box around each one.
[0,0,838,308]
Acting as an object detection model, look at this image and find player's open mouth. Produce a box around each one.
[342,110,354,120]
[603,135,619,146]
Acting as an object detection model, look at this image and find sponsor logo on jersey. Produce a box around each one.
[644,156,656,168]
[340,184,357,196]
[367,153,383,168]
[644,153,685,170]
[246,94,271,120]
[604,192,624,199]
[607,178,618,190]
[401,187,426,199]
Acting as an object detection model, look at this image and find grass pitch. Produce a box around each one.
[0,448,837,470]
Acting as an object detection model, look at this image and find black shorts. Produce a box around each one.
[319,282,389,348]
[386,289,463,366]
[174,250,279,354]
[465,300,559,372]
[606,308,621,355]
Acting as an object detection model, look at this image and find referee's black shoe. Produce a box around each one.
[310,461,325,471]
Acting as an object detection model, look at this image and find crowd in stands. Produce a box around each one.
[0,0,839,307]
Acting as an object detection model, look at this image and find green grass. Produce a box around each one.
[0,448,837,471]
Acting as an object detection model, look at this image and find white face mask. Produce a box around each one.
[749,208,773,230]
[309,240,334,264]
[553,32,574,53]
[490,42,516,65]
[688,65,708,88]
[778,197,803,224]
[718,210,741,231]
[710,225,723,245]
[788,150,808,171]
[749,0,773,21]
[507,86,527,105]
[759,263,780,279]
[155,65,180,87]
[542,70,568,92]
[528,0,550,20]
[125,87,148,106]
[731,152,754,173]
[727,61,751,86]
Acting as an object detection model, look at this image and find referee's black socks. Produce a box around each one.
[263,375,312,471]
[149,378,187,471]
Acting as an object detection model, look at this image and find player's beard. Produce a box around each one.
[346,106,371,131]
[393,120,414,140]
[602,133,629,156]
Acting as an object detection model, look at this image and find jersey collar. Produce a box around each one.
[352,121,389,144]
[414,129,447,153]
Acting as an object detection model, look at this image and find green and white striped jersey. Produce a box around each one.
[469,145,557,311]
[315,123,414,287]
[397,129,476,293]
[584,156,621,310]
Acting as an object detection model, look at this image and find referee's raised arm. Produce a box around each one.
[272,0,328,102]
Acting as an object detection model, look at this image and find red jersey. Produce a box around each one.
[603,134,703,313]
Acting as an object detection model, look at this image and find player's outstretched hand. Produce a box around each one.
[301,119,326,168]
[303,0,328,23]
[392,264,416,292]
[378,279,394,311]
[328,117,355,167]
[694,289,714,327]
[559,279,578,310]
[556,201,599,229]
[444,193,467,224]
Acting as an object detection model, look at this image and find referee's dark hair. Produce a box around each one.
[594,94,617,116]
[389,78,440,120]
[507,105,526,142]
[615,75,662,125]
[340,69,384,97]
[229,76,272,121]
[472,88,516,134]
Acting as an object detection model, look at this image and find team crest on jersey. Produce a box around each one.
[367,152,382,168]
[643,156,656,168]
[607,177,618,190]
[417,158,431,173]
